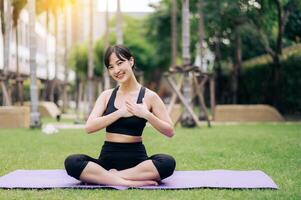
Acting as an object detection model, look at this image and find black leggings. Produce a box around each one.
[64,141,176,180]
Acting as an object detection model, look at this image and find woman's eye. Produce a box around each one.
[117,61,123,66]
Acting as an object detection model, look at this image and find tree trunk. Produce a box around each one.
[44,10,50,101]
[271,0,292,107]
[49,10,59,103]
[270,0,291,107]
[171,0,177,68]
[62,6,69,113]
[15,24,24,105]
[232,30,242,104]
[28,0,41,128]
[271,55,281,106]
[0,0,4,35]
[275,0,284,55]
[197,0,205,69]
[75,77,82,122]
[87,0,94,114]
[181,0,195,127]
[197,0,206,119]
[54,11,58,80]
[116,0,123,45]
[214,35,222,104]
[103,0,110,90]
[182,0,190,65]
[2,0,12,106]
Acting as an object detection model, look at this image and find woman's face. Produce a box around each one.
[107,52,134,83]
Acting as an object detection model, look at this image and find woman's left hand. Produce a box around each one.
[126,98,150,119]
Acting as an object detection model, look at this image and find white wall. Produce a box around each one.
[0,8,74,82]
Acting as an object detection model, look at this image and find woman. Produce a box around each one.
[65,45,176,187]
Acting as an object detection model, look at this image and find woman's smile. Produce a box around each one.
[115,72,125,79]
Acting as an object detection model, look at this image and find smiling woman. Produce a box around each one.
[64,44,176,187]
[97,0,161,12]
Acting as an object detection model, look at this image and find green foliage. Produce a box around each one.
[285,9,301,42]
[123,16,157,74]
[281,54,301,112]
[94,28,117,77]
[68,41,103,79]
[240,52,301,114]
[67,0,301,112]
[143,0,274,68]
[71,14,158,80]
[93,39,105,77]
[94,14,158,82]
[145,0,175,70]
[68,44,88,80]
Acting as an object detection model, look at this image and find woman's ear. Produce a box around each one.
[130,57,134,67]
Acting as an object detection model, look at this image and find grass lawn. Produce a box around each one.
[41,117,77,124]
[0,123,300,199]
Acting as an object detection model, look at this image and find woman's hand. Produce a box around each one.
[118,103,134,118]
[125,98,150,119]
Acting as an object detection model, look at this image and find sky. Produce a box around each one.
[98,0,161,12]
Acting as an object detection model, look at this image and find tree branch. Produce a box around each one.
[248,19,276,58]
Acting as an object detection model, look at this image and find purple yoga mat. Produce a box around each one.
[0,169,278,190]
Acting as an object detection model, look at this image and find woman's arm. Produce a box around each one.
[145,92,175,137]
[85,90,124,134]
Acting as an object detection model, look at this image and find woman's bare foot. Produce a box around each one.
[109,168,161,184]
[109,169,158,187]
[124,179,158,187]
[109,169,118,174]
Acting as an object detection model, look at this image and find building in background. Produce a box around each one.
[0,6,75,82]
[0,1,151,83]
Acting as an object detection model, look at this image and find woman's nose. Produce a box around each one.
[114,67,121,74]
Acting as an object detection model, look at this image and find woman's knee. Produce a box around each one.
[149,154,176,180]
[64,154,90,180]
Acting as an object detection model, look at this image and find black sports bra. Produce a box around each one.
[103,86,147,136]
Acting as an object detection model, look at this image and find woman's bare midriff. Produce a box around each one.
[105,132,142,143]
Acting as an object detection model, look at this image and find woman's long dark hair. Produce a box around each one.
[104,45,136,69]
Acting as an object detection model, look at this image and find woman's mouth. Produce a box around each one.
[115,72,125,79]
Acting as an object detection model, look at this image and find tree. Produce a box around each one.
[68,43,88,118]
[145,0,176,75]
[45,0,74,103]
[87,0,94,113]
[12,0,27,105]
[171,0,177,68]
[197,0,205,69]
[94,14,157,84]
[116,0,123,45]
[248,0,301,106]
[37,0,75,105]
[1,0,12,106]
[28,0,41,128]
[36,0,53,101]
[103,0,110,90]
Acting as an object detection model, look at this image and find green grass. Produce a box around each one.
[0,123,300,199]
[41,117,76,124]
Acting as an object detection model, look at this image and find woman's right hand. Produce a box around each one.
[117,103,134,118]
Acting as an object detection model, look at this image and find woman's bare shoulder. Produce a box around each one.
[144,87,159,100]
[96,88,114,102]
[102,88,114,96]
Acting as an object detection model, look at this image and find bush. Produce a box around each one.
[239,53,301,115]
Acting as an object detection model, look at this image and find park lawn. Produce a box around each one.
[41,116,76,124]
[0,123,300,200]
